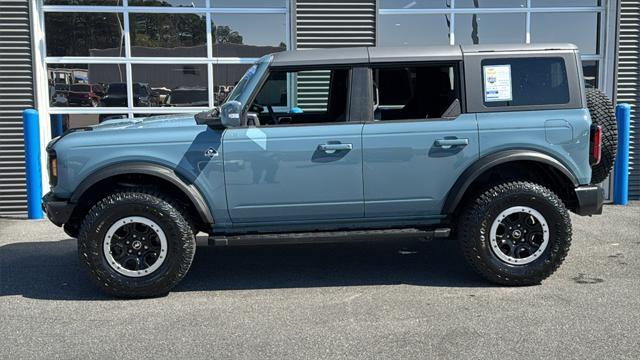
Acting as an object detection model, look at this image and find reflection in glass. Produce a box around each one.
[455,13,525,45]
[129,13,206,57]
[582,60,599,89]
[129,0,206,6]
[50,114,103,132]
[68,84,105,107]
[379,14,451,46]
[211,0,286,8]
[51,113,176,131]
[44,0,121,5]
[212,14,286,57]
[132,64,209,107]
[45,13,124,57]
[379,0,451,9]
[531,0,600,7]
[456,0,526,8]
[531,13,599,54]
[214,64,251,105]
[48,64,127,108]
[100,83,159,107]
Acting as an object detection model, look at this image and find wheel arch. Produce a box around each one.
[443,150,580,215]
[68,162,213,232]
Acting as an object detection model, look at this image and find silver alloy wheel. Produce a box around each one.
[103,216,167,277]
[489,206,549,265]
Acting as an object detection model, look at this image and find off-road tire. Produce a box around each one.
[77,190,196,298]
[458,182,572,286]
[586,88,617,184]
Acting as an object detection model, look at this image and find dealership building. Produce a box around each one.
[0,0,638,216]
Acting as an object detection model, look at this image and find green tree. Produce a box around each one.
[214,26,243,44]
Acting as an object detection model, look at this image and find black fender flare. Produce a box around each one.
[70,162,214,225]
[442,150,579,215]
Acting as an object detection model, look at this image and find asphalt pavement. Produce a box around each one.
[0,203,638,359]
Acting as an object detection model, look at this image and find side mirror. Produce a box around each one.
[195,108,223,129]
[220,100,243,128]
[194,100,244,129]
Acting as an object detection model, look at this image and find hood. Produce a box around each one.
[47,112,220,154]
[91,113,199,131]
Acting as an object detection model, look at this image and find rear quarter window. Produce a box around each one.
[481,57,570,107]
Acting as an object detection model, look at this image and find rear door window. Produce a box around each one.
[372,63,461,121]
[481,57,570,107]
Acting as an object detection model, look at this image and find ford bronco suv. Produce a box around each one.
[42,44,617,298]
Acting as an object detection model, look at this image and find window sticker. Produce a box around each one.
[483,64,512,102]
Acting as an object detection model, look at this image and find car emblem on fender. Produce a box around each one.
[205,148,218,158]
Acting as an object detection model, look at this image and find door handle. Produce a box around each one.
[319,143,353,152]
[434,138,469,148]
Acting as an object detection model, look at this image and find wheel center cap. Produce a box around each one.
[131,240,142,250]
[512,230,522,239]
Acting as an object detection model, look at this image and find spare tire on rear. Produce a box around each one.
[585,89,617,184]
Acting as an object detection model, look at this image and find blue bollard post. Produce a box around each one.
[23,109,44,219]
[51,114,64,137]
[613,103,630,205]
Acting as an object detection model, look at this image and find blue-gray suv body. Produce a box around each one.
[43,44,615,298]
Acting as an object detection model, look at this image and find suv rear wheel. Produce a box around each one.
[458,182,571,285]
[77,190,196,298]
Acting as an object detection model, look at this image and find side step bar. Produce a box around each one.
[209,228,451,246]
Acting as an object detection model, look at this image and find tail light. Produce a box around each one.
[47,150,58,186]
[590,124,602,165]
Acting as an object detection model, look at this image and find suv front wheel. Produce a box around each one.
[77,190,196,298]
[458,181,572,285]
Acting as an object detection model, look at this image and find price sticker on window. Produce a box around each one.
[483,64,512,102]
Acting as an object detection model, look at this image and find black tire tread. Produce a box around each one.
[586,88,617,184]
[77,189,195,298]
[458,181,572,286]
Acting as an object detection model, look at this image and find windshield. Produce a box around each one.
[224,55,272,106]
[133,84,147,95]
[225,65,258,104]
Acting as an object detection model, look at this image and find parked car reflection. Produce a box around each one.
[51,83,70,106]
[54,83,69,96]
[101,82,157,107]
[68,84,104,107]
[215,85,234,105]
[163,87,208,107]
[152,87,171,105]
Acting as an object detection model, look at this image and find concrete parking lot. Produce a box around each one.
[0,203,638,359]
